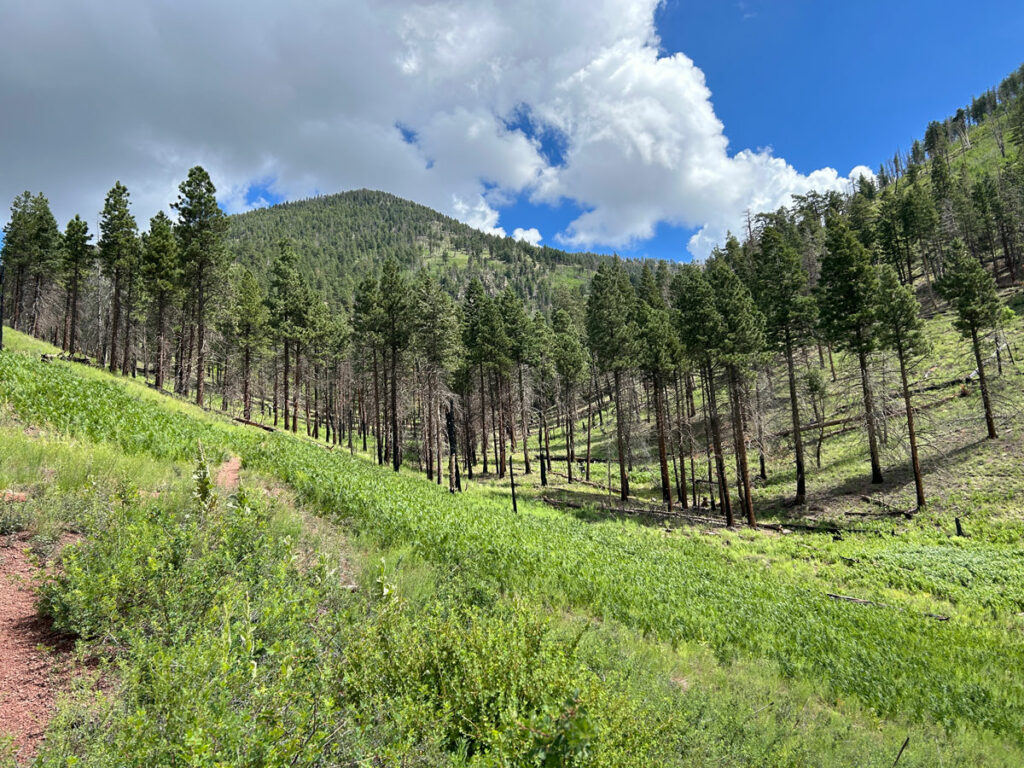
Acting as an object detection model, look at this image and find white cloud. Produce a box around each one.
[0,0,866,257]
[513,227,542,245]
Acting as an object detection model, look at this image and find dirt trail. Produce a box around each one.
[215,456,242,491]
[0,535,70,762]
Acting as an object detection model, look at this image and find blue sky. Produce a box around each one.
[3,1,1022,262]
[490,0,1024,261]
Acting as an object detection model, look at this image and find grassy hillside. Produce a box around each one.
[3,327,1024,765]
[227,189,618,308]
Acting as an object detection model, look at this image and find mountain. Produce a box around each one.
[226,189,620,308]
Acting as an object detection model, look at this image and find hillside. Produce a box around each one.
[226,189,618,308]
[4,329,1024,766]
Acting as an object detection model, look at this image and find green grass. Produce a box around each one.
[0,412,1015,766]
[4,328,1024,764]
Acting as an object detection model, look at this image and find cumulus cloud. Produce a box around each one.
[0,0,866,257]
[513,227,543,246]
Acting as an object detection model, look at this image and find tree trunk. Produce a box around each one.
[895,342,926,508]
[857,348,884,483]
[784,335,807,504]
[293,341,301,434]
[729,367,755,527]
[195,278,206,407]
[390,344,400,471]
[704,363,732,525]
[479,364,489,474]
[283,341,291,431]
[69,266,81,354]
[613,369,630,501]
[653,373,672,511]
[108,272,121,373]
[971,327,998,439]
[518,363,531,473]
[373,350,383,464]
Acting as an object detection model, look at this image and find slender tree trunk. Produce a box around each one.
[613,369,630,501]
[858,348,884,483]
[390,344,400,471]
[195,277,206,407]
[69,266,81,354]
[242,345,252,420]
[653,373,672,511]
[283,341,291,431]
[895,342,926,508]
[478,364,489,474]
[729,367,755,527]
[784,336,807,504]
[372,350,383,464]
[293,341,301,434]
[108,273,121,373]
[29,274,42,337]
[565,386,575,484]
[971,327,998,439]
[518,363,531,474]
[447,398,458,493]
[121,275,135,376]
[704,363,732,525]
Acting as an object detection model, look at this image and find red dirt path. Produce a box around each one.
[0,535,71,762]
[216,456,242,492]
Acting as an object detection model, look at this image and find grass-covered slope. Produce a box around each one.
[3,327,1024,767]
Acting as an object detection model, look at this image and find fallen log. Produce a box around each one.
[827,592,949,621]
[232,417,275,432]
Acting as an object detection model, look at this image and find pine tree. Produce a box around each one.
[268,239,304,432]
[173,166,228,406]
[707,255,766,526]
[60,215,93,354]
[938,241,1002,439]
[586,261,637,501]
[141,211,179,389]
[877,265,929,507]
[754,225,816,504]
[636,263,679,510]
[352,273,385,461]
[551,307,588,484]
[672,264,733,524]
[818,217,884,484]
[229,266,269,420]
[99,182,138,373]
[379,256,411,471]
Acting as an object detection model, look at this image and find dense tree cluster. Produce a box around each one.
[3,64,1023,524]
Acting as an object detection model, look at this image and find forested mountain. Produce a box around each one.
[226,189,620,309]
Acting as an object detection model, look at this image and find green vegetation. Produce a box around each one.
[4,329,1024,766]
[3,59,1024,768]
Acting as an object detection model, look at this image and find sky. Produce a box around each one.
[1,1,1022,262]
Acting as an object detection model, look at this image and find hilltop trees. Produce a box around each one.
[939,241,1002,439]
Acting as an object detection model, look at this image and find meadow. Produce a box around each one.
[3,326,1024,765]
